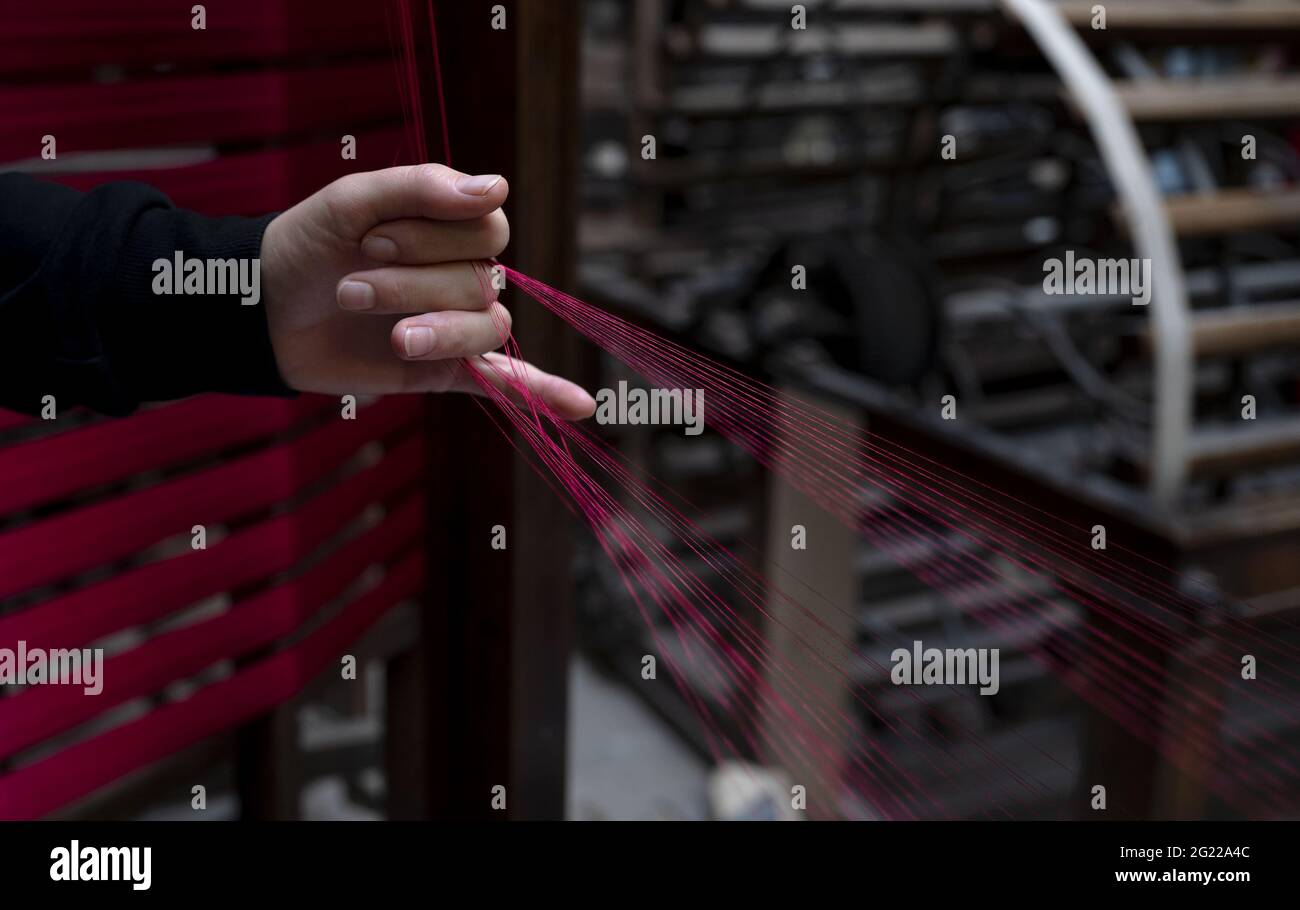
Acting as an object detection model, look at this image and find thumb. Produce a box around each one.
[324,164,509,234]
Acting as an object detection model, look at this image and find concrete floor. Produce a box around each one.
[566,656,710,821]
[140,654,711,820]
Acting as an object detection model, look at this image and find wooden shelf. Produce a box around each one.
[1163,187,1300,236]
[1114,187,1300,237]
[1185,417,1300,478]
[1056,0,1300,31]
[1137,302,1300,358]
[715,0,995,16]
[673,23,957,60]
[1110,77,1300,121]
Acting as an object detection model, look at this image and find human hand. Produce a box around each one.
[259,164,595,419]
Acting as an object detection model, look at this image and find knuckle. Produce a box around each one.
[492,303,513,333]
[440,321,468,355]
[412,162,450,182]
[468,266,498,307]
[322,174,369,230]
[410,163,453,195]
[387,274,413,313]
[485,211,510,257]
[329,172,366,201]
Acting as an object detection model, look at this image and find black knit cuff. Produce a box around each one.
[109,200,298,408]
[27,180,298,416]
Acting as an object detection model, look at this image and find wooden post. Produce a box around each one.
[759,390,862,818]
[235,696,300,820]
[1074,602,1169,819]
[386,0,583,821]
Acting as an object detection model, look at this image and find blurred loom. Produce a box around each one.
[573,0,1300,819]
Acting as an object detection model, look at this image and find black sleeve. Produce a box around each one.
[0,173,296,417]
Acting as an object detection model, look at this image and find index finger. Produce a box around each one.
[454,352,597,421]
[324,164,509,235]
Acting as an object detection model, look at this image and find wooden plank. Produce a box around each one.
[1186,418,1300,478]
[0,497,423,758]
[0,553,424,818]
[634,153,899,187]
[733,0,993,11]
[1153,630,1226,819]
[665,78,924,117]
[1125,416,1300,481]
[0,431,421,655]
[1111,78,1300,121]
[504,0,585,821]
[1140,302,1300,357]
[679,23,957,59]
[0,62,401,159]
[1153,188,1300,237]
[1056,0,1300,31]
[383,639,429,819]
[235,697,301,820]
[0,396,327,515]
[1074,588,1183,819]
[51,129,406,217]
[50,736,234,821]
[0,0,390,75]
[0,411,31,432]
[0,397,415,599]
[399,0,582,822]
[759,390,862,818]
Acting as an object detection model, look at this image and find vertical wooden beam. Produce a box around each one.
[759,390,861,818]
[1074,608,1167,819]
[1073,557,1199,819]
[507,0,584,820]
[629,0,665,240]
[1154,632,1223,818]
[233,565,300,819]
[390,0,582,821]
[236,696,300,820]
[384,644,429,818]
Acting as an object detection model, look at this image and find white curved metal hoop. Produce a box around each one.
[1000,0,1193,507]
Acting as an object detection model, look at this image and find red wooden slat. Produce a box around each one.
[0,495,424,758]
[0,411,32,432]
[0,396,418,599]
[0,0,432,815]
[0,430,425,652]
[0,62,402,160]
[53,128,408,215]
[0,0,391,75]
[0,549,425,819]
[0,395,331,514]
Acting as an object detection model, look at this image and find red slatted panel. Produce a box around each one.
[0,0,391,74]
[0,411,32,432]
[0,550,426,820]
[53,128,408,216]
[0,495,424,759]
[0,414,421,652]
[0,395,330,514]
[0,396,416,599]
[0,0,423,820]
[0,63,401,160]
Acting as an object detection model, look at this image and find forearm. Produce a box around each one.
[0,173,293,417]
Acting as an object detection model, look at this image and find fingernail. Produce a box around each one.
[361,236,398,262]
[456,173,503,196]
[402,326,436,358]
[338,280,375,311]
